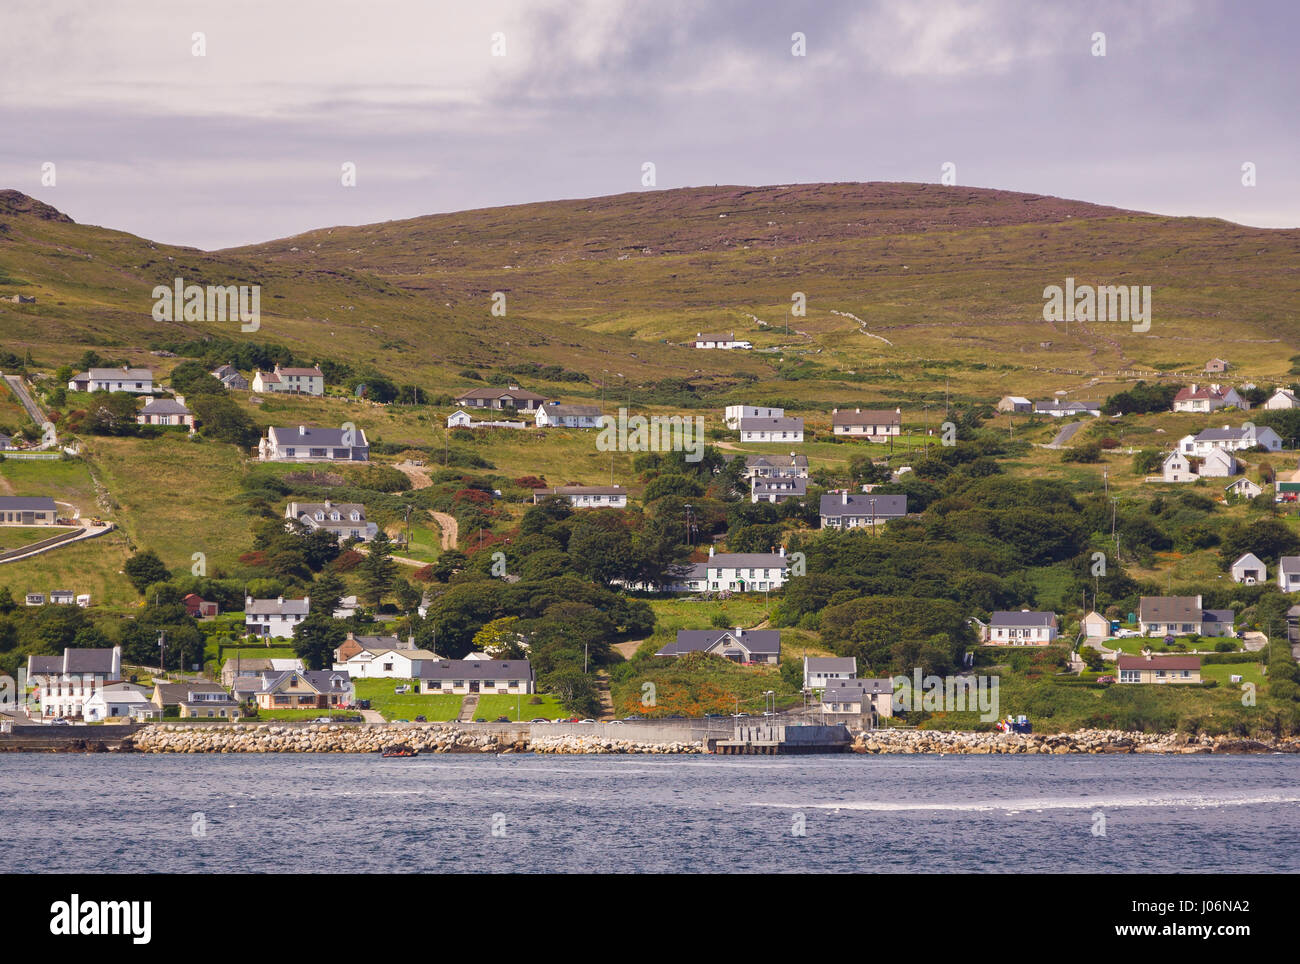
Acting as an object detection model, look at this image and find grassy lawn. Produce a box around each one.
[475,693,567,721]
[1107,637,1241,656]
[0,455,101,515]
[0,525,78,549]
[249,708,353,721]
[352,678,462,721]
[1200,662,1266,688]
[0,527,135,606]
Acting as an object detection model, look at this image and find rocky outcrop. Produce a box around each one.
[850,728,1300,754]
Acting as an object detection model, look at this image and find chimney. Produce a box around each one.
[842,490,849,505]
[298,425,307,435]
[708,545,715,557]
[778,546,786,557]
[856,407,861,414]
[277,596,284,605]
[735,626,744,637]
[175,395,185,406]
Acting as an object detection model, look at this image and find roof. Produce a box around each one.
[139,397,191,415]
[62,648,117,674]
[707,552,788,568]
[989,610,1056,628]
[153,681,228,705]
[1175,385,1234,402]
[267,426,367,448]
[832,409,901,426]
[818,493,908,518]
[0,496,57,512]
[1034,399,1100,412]
[1116,654,1201,671]
[83,367,152,380]
[348,648,440,662]
[743,453,808,468]
[739,416,803,432]
[1280,556,1300,576]
[1194,427,1263,442]
[245,597,311,616]
[657,629,781,657]
[454,386,547,402]
[261,670,352,693]
[821,678,895,699]
[805,656,857,674]
[276,366,323,377]
[546,485,625,496]
[222,657,276,673]
[539,403,602,418]
[1232,552,1265,567]
[27,655,62,675]
[416,659,533,681]
[695,332,746,342]
[289,501,367,518]
[1139,596,1202,623]
[753,478,807,495]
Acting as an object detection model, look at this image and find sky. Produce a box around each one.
[1,0,1296,249]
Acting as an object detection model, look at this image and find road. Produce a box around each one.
[3,374,48,430]
[1049,421,1086,448]
[391,461,458,550]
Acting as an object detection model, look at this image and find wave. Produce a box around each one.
[754,792,1300,813]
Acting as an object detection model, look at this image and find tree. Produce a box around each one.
[543,668,601,716]
[472,616,528,658]
[357,532,399,607]
[311,571,347,618]
[292,613,347,670]
[568,512,634,586]
[190,394,261,447]
[168,360,227,397]
[124,550,170,594]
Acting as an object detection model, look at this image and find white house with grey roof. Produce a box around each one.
[725,405,784,429]
[832,408,902,440]
[417,659,534,695]
[1033,399,1101,417]
[704,545,789,592]
[985,610,1058,645]
[285,501,379,543]
[739,416,803,443]
[819,491,908,529]
[1278,558,1300,593]
[803,656,858,689]
[535,402,602,428]
[136,395,194,428]
[656,627,780,664]
[533,485,627,508]
[1138,595,1233,636]
[260,425,369,462]
[820,677,895,718]
[0,496,58,525]
[1230,553,1267,584]
[1264,389,1300,410]
[68,366,154,393]
[252,365,325,396]
[244,596,310,638]
[736,452,808,480]
[1180,425,1282,456]
[27,646,122,720]
[751,476,806,504]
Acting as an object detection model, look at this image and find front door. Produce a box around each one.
[470,680,480,693]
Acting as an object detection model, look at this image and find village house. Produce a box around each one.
[820,677,895,718]
[692,331,752,350]
[1198,447,1241,478]
[251,365,325,396]
[211,364,249,390]
[734,452,809,481]
[49,589,75,605]
[1204,358,1230,374]
[738,416,804,443]
[1117,652,1202,684]
[0,496,58,525]
[533,485,628,508]
[995,396,1033,413]
[333,632,411,664]
[453,385,548,412]
[1230,552,1267,584]
[83,682,157,723]
[617,561,710,594]
[751,476,807,504]
[68,366,154,393]
[1172,383,1244,413]
[136,395,194,428]
[334,647,440,679]
[254,670,354,710]
[1138,595,1233,637]
[832,408,902,440]
[803,656,858,689]
[150,681,233,713]
[1180,425,1282,455]
[259,425,369,462]
[819,491,908,529]
[1082,611,1111,640]
[417,659,535,695]
[724,405,784,429]
[655,627,780,665]
[27,646,122,720]
[1033,399,1102,417]
[1264,388,1300,410]
[984,610,1059,645]
[535,402,602,429]
[1278,557,1300,592]
[703,545,789,592]
[220,656,304,688]
[1161,450,1197,483]
[245,595,310,638]
[1226,478,1263,500]
[179,689,245,719]
[183,593,219,618]
[285,500,379,543]
[0,433,12,450]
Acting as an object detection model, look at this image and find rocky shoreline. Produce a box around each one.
[852,728,1300,755]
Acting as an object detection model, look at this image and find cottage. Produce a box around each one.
[255,670,354,710]
[985,610,1058,645]
[0,496,58,525]
[820,677,895,717]
[83,683,156,723]
[751,476,807,504]
[211,364,249,390]
[179,689,245,719]
[259,425,369,462]
[702,545,789,592]
[446,409,474,428]
[251,365,325,396]
[1161,450,1196,483]
[417,659,534,695]
[535,402,602,429]
[27,646,122,720]
[1199,447,1240,478]
[618,561,710,594]
[1264,389,1300,411]
[1172,383,1243,414]
[1138,595,1233,637]
[151,681,229,710]
[334,647,440,679]
[182,593,219,618]
[693,331,752,350]
[244,595,310,638]
[1117,653,1202,684]
[49,589,75,605]
[333,632,407,664]
[819,491,908,529]
[655,627,780,664]
[995,396,1032,413]
[68,367,154,394]
[1033,399,1102,417]
[735,452,808,480]
[1180,425,1281,455]
[453,385,548,412]
[832,408,902,440]
[220,656,304,687]
[533,485,627,508]
[285,500,379,543]
[136,395,194,428]
[803,656,857,689]
[1225,478,1263,500]
[1278,557,1300,593]
[1204,358,1230,374]
[724,405,784,429]
[739,416,804,443]
[1230,552,1267,584]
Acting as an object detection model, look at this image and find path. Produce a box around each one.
[360,709,386,724]
[390,461,457,550]
[2,374,47,428]
[1048,421,1086,448]
[457,693,480,722]
[595,670,615,720]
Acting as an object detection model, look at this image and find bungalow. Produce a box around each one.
[1226,478,1263,500]
[83,683,156,723]
[995,396,1032,413]
[985,610,1058,646]
[27,646,122,719]
[1033,399,1102,417]
[736,452,808,480]
[655,627,780,665]
[1172,383,1243,414]
[285,500,379,543]
[1264,389,1300,411]
[832,408,901,441]
[244,595,310,638]
[453,386,547,412]
[820,677,895,718]
[179,690,245,719]
[49,589,75,605]
[211,364,249,390]
[1199,447,1241,478]
[68,366,154,394]
[535,402,602,429]
[259,425,369,463]
[819,491,908,529]
[251,365,325,396]
[255,670,354,710]
[739,416,804,443]
[334,632,408,664]
[533,485,627,508]
[803,656,857,689]
[182,593,219,618]
[1082,611,1111,639]
[1138,595,1233,637]
[417,659,534,695]
[1117,653,1202,684]
[0,496,58,525]
[725,405,784,430]
[151,681,229,710]
[617,561,710,594]
[334,647,440,679]
[703,545,789,592]
[136,395,194,428]
[751,476,807,504]
[1180,425,1282,455]
[693,331,752,350]
[446,409,474,428]
[1279,557,1300,593]
[1230,552,1266,585]
[220,656,304,687]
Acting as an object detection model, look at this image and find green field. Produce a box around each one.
[0,525,77,549]
[352,678,462,721]
[475,693,567,721]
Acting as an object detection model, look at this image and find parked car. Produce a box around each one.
[494,716,510,722]
[414,715,427,723]
[49,718,72,726]
[1097,676,1115,684]
[579,718,596,723]
[623,715,644,721]
[474,717,486,723]
[529,718,550,723]
[609,720,624,725]
[704,713,724,718]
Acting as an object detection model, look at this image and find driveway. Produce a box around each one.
[1048,421,1086,448]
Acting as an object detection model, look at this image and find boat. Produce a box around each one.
[380,744,418,757]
